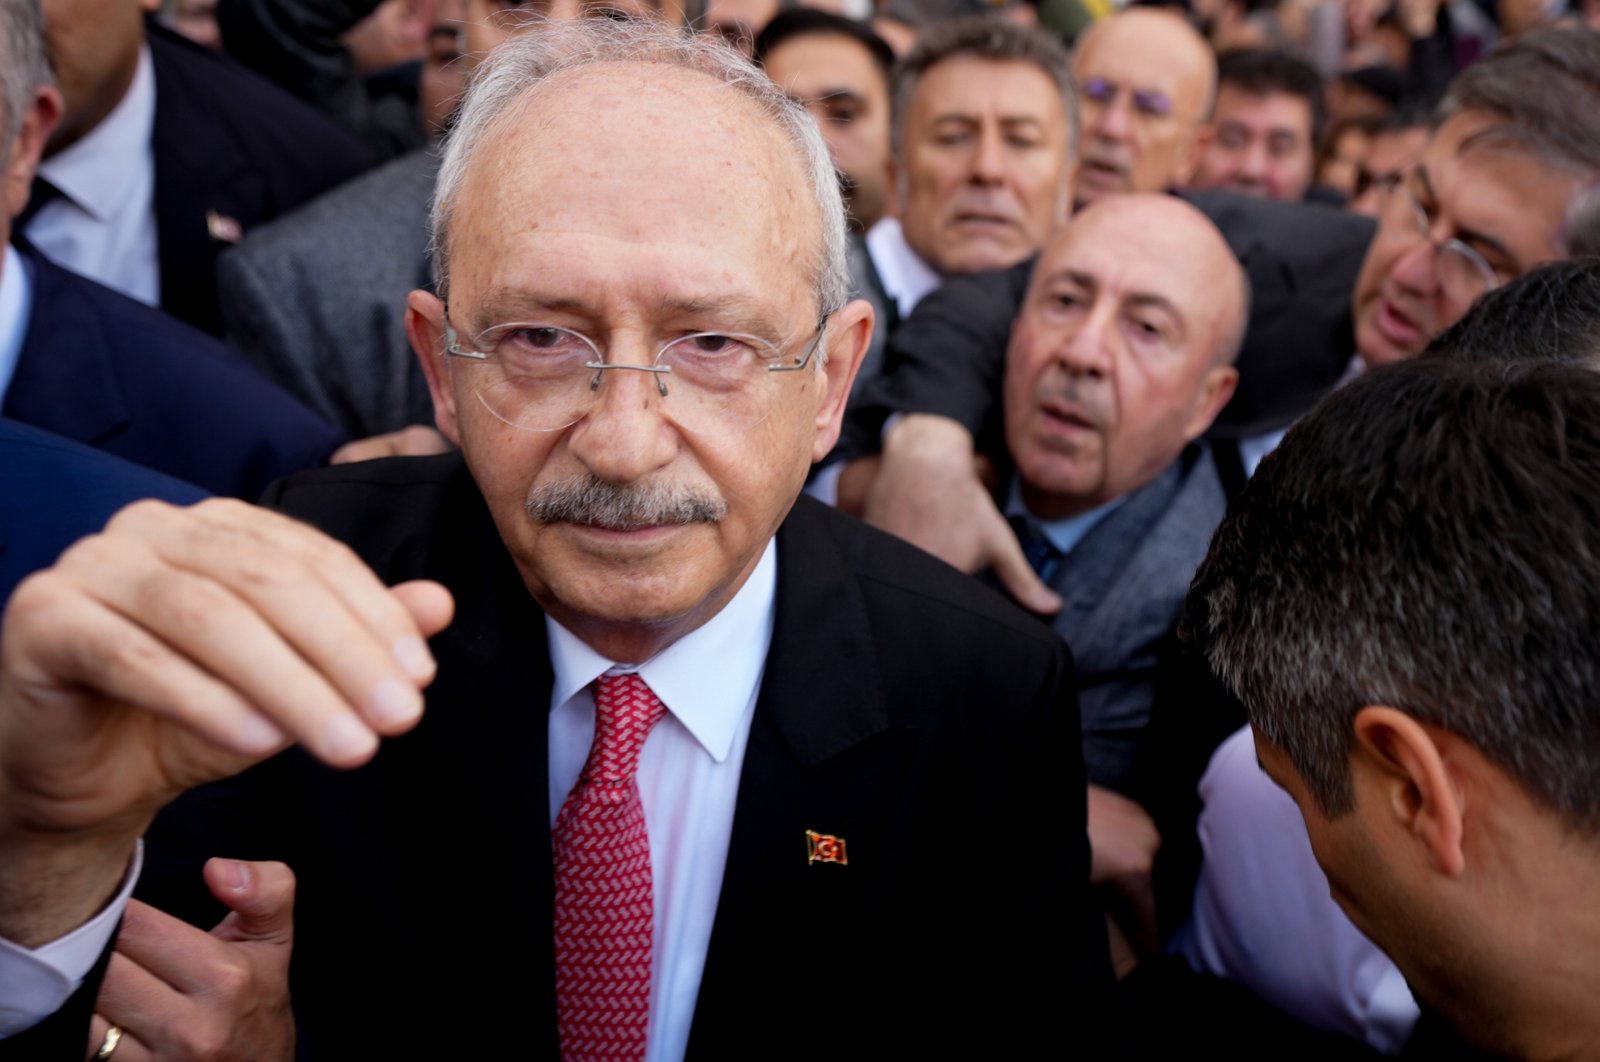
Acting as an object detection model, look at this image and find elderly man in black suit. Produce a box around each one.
[0,18,1109,1061]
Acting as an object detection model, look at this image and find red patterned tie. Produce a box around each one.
[553,672,668,1061]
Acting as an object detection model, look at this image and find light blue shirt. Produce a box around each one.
[1004,479,1128,556]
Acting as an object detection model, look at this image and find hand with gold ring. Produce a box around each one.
[84,859,296,1062]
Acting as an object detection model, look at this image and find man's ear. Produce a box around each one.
[811,297,874,463]
[1182,364,1238,441]
[405,289,463,447]
[3,85,62,228]
[1173,123,1215,189]
[1351,706,1467,877]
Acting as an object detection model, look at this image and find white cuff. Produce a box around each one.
[0,840,142,1037]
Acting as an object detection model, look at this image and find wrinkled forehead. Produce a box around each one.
[448,62,820,314]
[1039,200,1239,336]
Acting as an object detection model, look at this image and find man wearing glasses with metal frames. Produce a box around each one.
[1070,7,1216,208]
[1351,37,1600,369]
[0,17,1111,1062]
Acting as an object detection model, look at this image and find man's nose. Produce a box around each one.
[1056,304,1116,378]
[1236,141,1268,186]
[1387,237,1444,301]
[1091,93,1132,142]
[566,348,680,483]
[970,125,1007,184]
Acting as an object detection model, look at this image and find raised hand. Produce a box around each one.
[0,498,453,947]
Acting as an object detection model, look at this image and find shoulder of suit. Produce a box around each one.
[786,495,1066,654]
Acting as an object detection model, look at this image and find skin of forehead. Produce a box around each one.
[1074,10,1217,116]
[1042,194,1242,356]
[448,61,821,314]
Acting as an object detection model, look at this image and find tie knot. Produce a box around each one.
[586,672,667,789]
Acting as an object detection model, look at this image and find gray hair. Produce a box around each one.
[889,17,1077,163]
[1191,355,1600,832]
[1437,27,1600,257]
[431,17,850,322]
[0,0,48,152]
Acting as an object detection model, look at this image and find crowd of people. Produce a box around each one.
[0,0,1598,1058]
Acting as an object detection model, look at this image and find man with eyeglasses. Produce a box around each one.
[0,18,1110,1062]
[1070,7,1216,208]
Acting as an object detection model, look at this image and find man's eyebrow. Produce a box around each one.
[809,88,866,105]
[1414,163,1515,263]
[1038,267,1097,292]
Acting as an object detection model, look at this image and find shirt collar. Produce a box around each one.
[39,44,155,223]
[863,217,943,320]
[545,538,777,763]
[0,244,33,403]
[1005,479,1128,556]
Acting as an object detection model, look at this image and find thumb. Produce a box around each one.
[989,529,1063,617]
[204,858,295,947]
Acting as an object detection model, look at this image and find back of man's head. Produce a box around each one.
[1193,355,1600,831]
[1424,257,1600,368]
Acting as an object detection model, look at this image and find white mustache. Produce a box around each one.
[525,474,727,530]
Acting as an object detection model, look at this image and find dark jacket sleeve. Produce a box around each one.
[838,258,1035,460]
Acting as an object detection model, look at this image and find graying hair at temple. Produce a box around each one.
[1437,27,1600,255]
[429,17,851,322]
[0,0,49,152]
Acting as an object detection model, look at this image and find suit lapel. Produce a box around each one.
[147,27,255,330]
[689,499,917,1053]
[2,244,130,445]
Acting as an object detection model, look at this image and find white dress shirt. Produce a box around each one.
[546,538,778,1062]
[0,244,34,403]
[862,217,943,321]
[1175,728,1419,1053]
[28,45,159,306]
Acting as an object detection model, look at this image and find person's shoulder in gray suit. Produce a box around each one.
[216,148,439,439]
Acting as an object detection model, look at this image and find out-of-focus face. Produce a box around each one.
[763,32,891,232]
[895,54,1072,276]
[462,0,663,56]
[701,0,778,55]
[410,64,865,659]
[40,0,147,153]
[1003,195,1240,518]
[1351,110,1580,368]
[1317,123,1371,200]
[1191,86,1315,201]
[1348,124,1428,217]
[1071,9,1215,205]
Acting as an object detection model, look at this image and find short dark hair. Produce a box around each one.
[752,9,895,82]
[889,17,1076,161]
[1189,356,1600,831]
[1438,28,1600,255]
[1424,258,1600,368]
[1216,47,1326,144]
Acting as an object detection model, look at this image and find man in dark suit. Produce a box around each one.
[0,19,1108,1059]
[0,2,344,498]
[22,6,371,336]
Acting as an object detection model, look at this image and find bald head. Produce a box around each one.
[1073,9,1217,206]
[1004,193,1244,517]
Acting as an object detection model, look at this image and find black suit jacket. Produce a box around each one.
[2,243,344,499]
[146,22,373,335]
[131,455,1111,1059]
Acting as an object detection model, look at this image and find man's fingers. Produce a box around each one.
[87,1017,155,1062]
[986,520,1062,616]
[96,944,188,1038]
[113,899,245,997]
[77,500,449,764]
[391,580,455,641]
[204,858,295,947]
